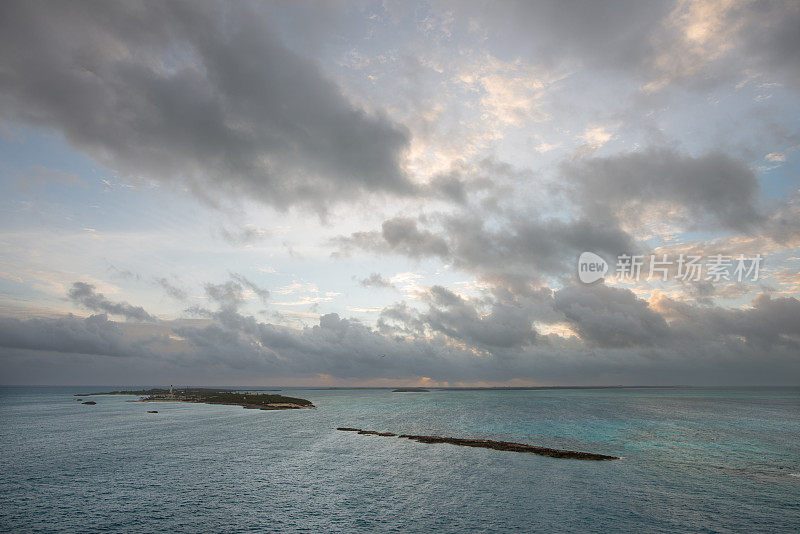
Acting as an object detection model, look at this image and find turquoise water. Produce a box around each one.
[1,387,798,532]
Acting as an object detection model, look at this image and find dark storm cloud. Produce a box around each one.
[106,287,800,384]
[0,313,155,358]
[0,0,412,212]
[381,285,538,350]
[737,1,800,90]
[554,284,671,348]
[443,215,635,281]
[340,217,450,259]
[168,306,484,380]
[338,213,635,284]
[561,148,763,231]
[654,292,800,350]
[551,284,800,352]
[1,280,799,384]
[68,282,155,322]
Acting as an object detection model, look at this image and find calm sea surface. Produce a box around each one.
[1,387,798,532]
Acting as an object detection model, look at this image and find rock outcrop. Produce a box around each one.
[337,427,618,460]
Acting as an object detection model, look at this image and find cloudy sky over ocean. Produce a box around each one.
[0,0,799,385]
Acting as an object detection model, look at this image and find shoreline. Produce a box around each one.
[138,398,314,410]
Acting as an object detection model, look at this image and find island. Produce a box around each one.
[336,428,618,460]
[75,388,314,410]
[392,388,429,392]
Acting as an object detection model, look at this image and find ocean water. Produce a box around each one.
[0,387,798,533]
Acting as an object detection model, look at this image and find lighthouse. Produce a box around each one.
[169,384,174,397]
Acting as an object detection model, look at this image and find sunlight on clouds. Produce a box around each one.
[645,0,742,91]
[0,272,23,284]
[457,55,550,127]
[578,126,614,152]
[389,271,425,299]
[534,321,578,339]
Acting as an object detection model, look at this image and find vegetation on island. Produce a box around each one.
[75,388,314,410]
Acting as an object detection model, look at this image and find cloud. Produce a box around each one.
[68,282,155,322]
[551,283,800,353]
[382,285,539,349]
[154,278,187,301]
[0,1,412,212]
[229,273,270,303]
[763,192,800,245]
[171,311,476,380]
[218,225,271,246]
[190,274,269,318]
[554,284,670,348]
[445,0,800,92]
[0,313,156,358]
[426,171,469,204]
[448,0,667,72]
[645,0,800,92]
[653,292,800,350]
[339,217,450,259]
[1,3,799,387]
[561,147,763,232]
[338,213,635,287]
[200,281,245,313]
[2,279,800,385]
[359,273,395,289]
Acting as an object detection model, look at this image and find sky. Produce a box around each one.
[0,0,799,386]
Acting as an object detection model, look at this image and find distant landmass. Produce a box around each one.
[75,388,314,410]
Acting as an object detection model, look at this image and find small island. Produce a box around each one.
[337,428,618,460]
[75,387,314,410]
[392,388,429,392]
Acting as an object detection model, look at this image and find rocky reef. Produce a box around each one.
[337,428,618,460]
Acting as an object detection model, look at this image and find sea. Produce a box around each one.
[1,386,798,532]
